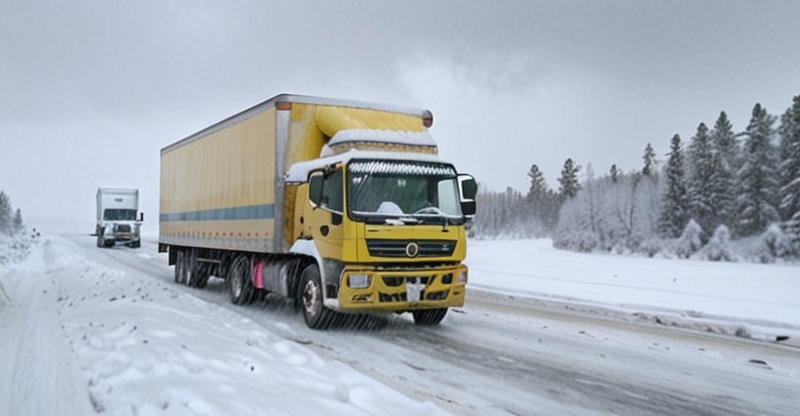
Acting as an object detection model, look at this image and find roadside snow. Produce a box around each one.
[0,237,446,416]
[2,235,799,415]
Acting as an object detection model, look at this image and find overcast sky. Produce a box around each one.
[2,0,799,233]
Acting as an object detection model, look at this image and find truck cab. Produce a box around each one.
[96,188,143,248]
[285,135,476,328]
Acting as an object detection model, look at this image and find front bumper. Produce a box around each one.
[333,264,467,312]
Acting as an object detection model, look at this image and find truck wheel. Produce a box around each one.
[412,308,448,326]
[174,250,185,284]
[228,255,253,305]
[96,235,104,248]
[184,249,197,287]
[300,264,335,330]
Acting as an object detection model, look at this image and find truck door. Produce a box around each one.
[306,168,345,260]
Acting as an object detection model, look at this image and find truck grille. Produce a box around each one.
[366,240,456,258]
[116,224,132,233]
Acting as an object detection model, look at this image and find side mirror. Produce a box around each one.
[457,174,477,217]
[139,212,145,222]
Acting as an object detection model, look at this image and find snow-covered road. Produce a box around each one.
[2,235,799,415]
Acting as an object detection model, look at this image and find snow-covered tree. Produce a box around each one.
[748,223,792,263]
[12,209,25,234]
[686,122,715,238]
[674,219,703,259]
[0,191,12,235]
[736,103,779,236]
[702,225,734,262]
[558,158,581,200]
[473,184,547,239]
[526,164,559,231]
[555,168,661,253]
[709,111,738,230]
[642,142,657,177]
[659,134,688,238]
[778,95,800,246]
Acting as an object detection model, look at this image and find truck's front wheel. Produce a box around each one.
[412,308,448,326]
[228,255,253,305]
[300,264,335,330]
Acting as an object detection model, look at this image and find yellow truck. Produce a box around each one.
[159,94,476,329]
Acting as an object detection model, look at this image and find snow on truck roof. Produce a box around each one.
[285,148,447,183]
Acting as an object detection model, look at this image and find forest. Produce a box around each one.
[472,95,800,263]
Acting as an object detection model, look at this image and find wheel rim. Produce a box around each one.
[303,279,321,318]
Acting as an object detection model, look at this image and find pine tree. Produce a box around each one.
[778,95,800,243]
[642,143,656,177]
[0,191,12,235]
[609,164,620,183]
[558,158,581,200]
[526,164,559,231]
[527,164,548,202]
[736,103,779,236]
[658,134,688,238]
[709,111,738,230]
[686,122,714,237]
[12,209,24,234]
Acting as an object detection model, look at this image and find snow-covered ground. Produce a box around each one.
[1,235,798,415]
[467,239,800,345]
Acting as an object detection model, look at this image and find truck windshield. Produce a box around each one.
[104,209,137,221]
[347,159,464,225]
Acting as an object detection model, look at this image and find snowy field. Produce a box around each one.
[1,235,798,415]
[468,239,800,345]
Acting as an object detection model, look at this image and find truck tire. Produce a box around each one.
[184,249,197,287]
[300,264,336,330]
[228,255,253,305]
[174,250,185,284]
[96,235,104,248]
[412,308,448,326]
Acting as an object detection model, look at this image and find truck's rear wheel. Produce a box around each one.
[300,264,335,330]
[412,308,448,326]
[228,255,253,305]
[174,250,185,284]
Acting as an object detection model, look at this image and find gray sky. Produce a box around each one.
[2,0,799,233]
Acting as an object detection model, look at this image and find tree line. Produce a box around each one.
[472,95,800,262]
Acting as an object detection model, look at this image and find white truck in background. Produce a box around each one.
[96,188,143,248]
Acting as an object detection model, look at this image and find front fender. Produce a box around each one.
[289,240,340,309]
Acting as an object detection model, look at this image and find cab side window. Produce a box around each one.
[322,169,343,212]
[308,169,343,213]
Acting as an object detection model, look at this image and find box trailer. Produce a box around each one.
[159,94,476,329]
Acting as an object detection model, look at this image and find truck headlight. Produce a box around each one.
[348,274,370,289]
[456,270,468,284]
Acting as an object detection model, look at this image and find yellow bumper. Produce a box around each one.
[336,264,467,312]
